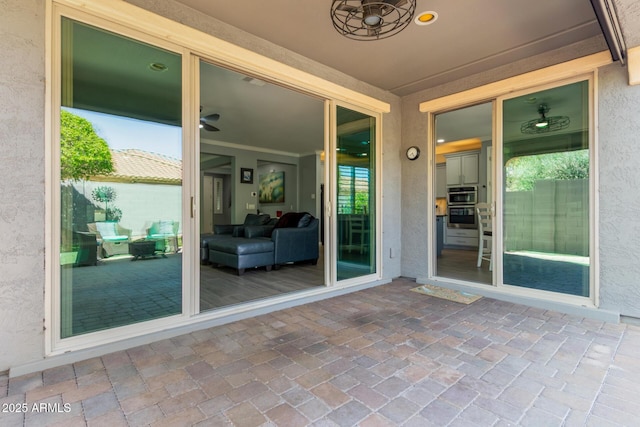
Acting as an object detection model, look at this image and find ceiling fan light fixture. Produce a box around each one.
[363,13,382,27]
[331,0,417,41]
[148,62,168,72]
[520,104,570,134]
[363,1,383,26]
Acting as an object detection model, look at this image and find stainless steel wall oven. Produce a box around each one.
[447,186,477,205]
[447,205,477,229]
[447,186,477,229]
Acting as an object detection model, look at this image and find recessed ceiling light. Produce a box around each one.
[148,62,168,72]
[415,11,438,26]
[437,138,445,143]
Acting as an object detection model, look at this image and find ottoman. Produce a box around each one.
[200,233,234,263]
[208,237,274,275]
[129,240,164,260]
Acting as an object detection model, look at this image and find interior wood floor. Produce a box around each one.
[199,254,325,311]
[436,248,492,285]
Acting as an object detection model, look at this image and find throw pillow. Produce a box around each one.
[297,213,313,228]
[274,212,311,229]
[244,213,271,226]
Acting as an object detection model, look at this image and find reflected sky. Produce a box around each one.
[64,107,182,160]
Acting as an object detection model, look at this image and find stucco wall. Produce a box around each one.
[0,0,46,372]
[598,62,640,318]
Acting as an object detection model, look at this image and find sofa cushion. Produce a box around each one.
[244,225,275,239]
[209,238,273,255]
[149,220,176,235]
[297,213,313,228]
[244,213,271,226]
[95,222,128,241]
[274,212,312,229]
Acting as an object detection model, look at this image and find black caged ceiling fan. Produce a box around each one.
[331,0,416,40]
[200,107,220,132]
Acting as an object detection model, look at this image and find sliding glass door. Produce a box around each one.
[335,106,377,281]
[58,18,183,337]
[54,9,384,347]
[501,80,591,297]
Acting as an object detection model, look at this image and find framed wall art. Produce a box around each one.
[240,168,253,184]
[258,171,285,203]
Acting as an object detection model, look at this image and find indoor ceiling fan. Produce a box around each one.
[200,107,220,132]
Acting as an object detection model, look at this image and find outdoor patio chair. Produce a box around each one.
[88,221,131,258]
[146,220,180,253]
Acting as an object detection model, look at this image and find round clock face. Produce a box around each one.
[406,146,420,160]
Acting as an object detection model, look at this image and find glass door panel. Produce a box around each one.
[336,106,376,280]
[502,80,590,297]
[198,60,325,311]
[434,102,493,284]
[59,18,183,337]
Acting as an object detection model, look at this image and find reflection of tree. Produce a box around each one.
[60,110,115,247]
[506,150,589,192]
[91,186,122,222]
[60,110,113,181]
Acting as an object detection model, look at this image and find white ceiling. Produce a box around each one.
[199,61,325,155]
[175,0,602,96]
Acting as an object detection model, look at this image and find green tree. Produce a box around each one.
[60,109,114,181]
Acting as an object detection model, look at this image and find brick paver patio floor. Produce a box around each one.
[1,277,639,426]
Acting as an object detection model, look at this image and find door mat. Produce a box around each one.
[410,284,482,304]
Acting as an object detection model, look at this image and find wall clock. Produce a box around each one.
[406,146,420,160]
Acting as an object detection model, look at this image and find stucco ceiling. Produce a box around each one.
[174,0,603,96]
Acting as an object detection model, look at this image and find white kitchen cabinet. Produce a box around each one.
[445,151,479,186]
[436,164,447,198]
[445,227,478,248]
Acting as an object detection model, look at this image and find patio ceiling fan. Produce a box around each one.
[200,107,220,132]
[331,0,416,40]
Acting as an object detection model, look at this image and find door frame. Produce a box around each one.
[421,54,607,308]
[328,100,383,286]
[495,75,598,305]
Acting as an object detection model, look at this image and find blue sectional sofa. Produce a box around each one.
[207,212,319,275]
